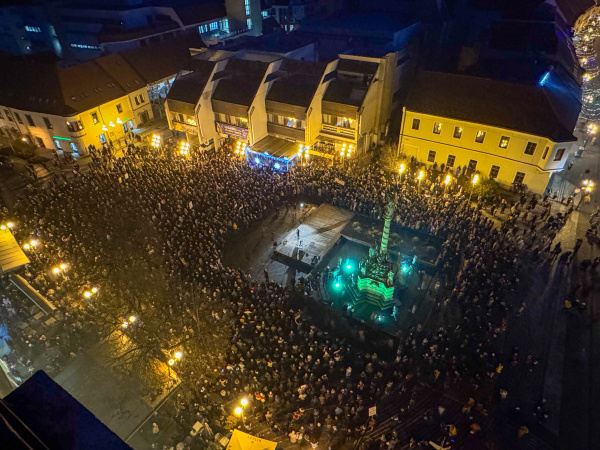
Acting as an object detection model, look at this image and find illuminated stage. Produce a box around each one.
[273,204,355,273]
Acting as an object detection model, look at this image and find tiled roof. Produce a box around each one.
[405,70,577,142]
[167,69,214,104]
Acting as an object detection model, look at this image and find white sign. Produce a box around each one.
[368,406,377,417]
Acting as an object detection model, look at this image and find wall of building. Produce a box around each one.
[398,109,577,194]
[249,60,282,145]
[196,59,230,145]
[306,60,338,146]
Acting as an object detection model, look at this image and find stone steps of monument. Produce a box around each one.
[346,283,395,311]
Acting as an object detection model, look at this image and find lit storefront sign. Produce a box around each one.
[216,122,249,140]
[173,122,198,135]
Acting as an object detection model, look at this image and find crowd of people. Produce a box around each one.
[0,140,592,449]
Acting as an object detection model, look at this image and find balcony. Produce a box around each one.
[267,123,305,141]
[321,124,356,140]
[172,119,198,135]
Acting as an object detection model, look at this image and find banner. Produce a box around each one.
[226,430,277,450]
[216,122,249,140]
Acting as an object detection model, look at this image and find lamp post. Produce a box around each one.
[1,221,15,235]
[152,134,162,153]
[417,170,424,193]
[577,181,594,210]
[443,174,451,195]
[23,238,41,262]
[469,174,479,202]
[398,164,405,184]
[179,141,190,157]
[584,123,598,152]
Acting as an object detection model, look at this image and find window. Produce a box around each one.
[123,123,128,133]
[427,150,436,163]
[91,112,99,124]
[247,18,252,29]
[54,140,62,150]
[43,117,53,129]
[245,0,250,15]
[453,126,462,138]
[4,110,12,121]
[542,146,549,159]
[25,115,34,126]
[433,122,442,134]
[223,19,229,32]
[499,136,510,148]
[467,159,478,173]
[262,10,268,18]
[99,134,107,144]
[210,22,218,31]
[14,113,23,124]
[554,148,565,161]
[489,165,500,179]
[524,142,537,155]
[475,130,485,143]
[412,118,420,130]
[66,120,84,132]
[70,43,99,50]
[25,26,41,33]
[36,137,44,147]
[514,172,526,184]
[70,142,78,152]
[116,104,123,113]
[446,155,456,168]
[134,94,145,106]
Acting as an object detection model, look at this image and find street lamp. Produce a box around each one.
[417,170,424,193]
[240,397,248,407]
[174,351,182,359]
[444,174,451,195]
[584,123,598,152]
[129,315,137,323]
[152,134,161,150]
[469,174,479,201]
[180,141,190,157]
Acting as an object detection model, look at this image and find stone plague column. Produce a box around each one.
[379,201,395,255]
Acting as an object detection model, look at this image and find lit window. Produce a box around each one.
[25,26,41,33]
[453,126,462,138]
[411,118,420,130]
[427,150,436,163]
[524,142,537,155]
[433,122,442,134]
[70,142,78,152]
[499,136,510,148]
[91,112,99,124]
[66,120,84,132]
[553,148,565,161]
[514,172,525,184]
[54,140,62,150]
[262,10,268,18]
[446,155,455,168]
[247,18,252,29]
[475,130,485,143]
[542,146,549,159]
[223,19,229,32]
[245,0,250,15]
[489,165,500,179]
[210,22,218,31]
[70,43,99,50]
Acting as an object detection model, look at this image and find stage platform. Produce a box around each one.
[273,204,355,273]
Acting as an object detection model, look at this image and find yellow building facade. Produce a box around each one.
[398,71,578,194]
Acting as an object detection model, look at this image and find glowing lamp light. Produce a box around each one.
[168,359,175,366]
[241,398,248,407]
[234,407,243,416]
[335,283,340,288]
[83,291,92,299]
[417,171,424,180]
[6,222,14,229]
[0,225,5,230]
[23,243,30,250]
[121,321,129,328]
[30,239,38,247]
[401,265,409,273]
[472,174,479,185]
[52,267,60,274]
[274,163,281,170]
[116,118,122,124]
[538,71,550,87]
[174,351,182,359]
[444,175,451,185]
[347,264,352,270]
[59,263,67,270]
[91,287,98,294]
[129,315,137,323]
[255,158,261,164]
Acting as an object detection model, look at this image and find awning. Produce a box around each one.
[316,134,356,146]
[226,430,277,450]
[10,274,56,315]
[0,229,29,274]
[251,135,299,159]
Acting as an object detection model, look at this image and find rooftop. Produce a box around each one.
[167,69,214,105]
[404,70,577,142]
[1,371,129,449]
[212,58,270,106]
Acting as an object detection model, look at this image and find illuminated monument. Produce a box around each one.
[350,200,400,310]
